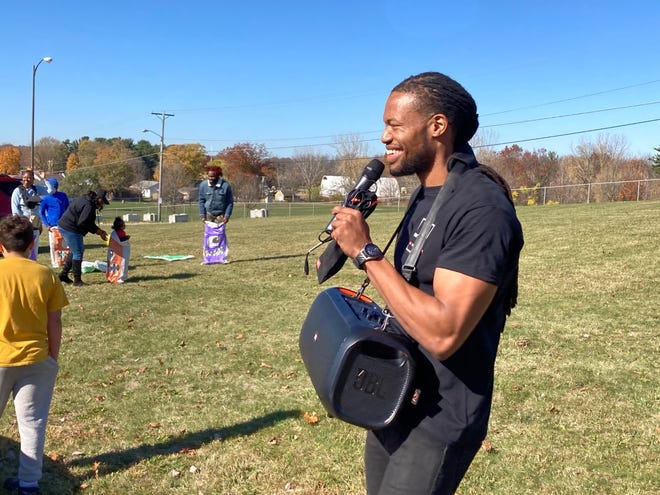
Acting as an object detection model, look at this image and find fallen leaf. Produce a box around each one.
[303,412,319,424]
[268,437,278,445]
[149,421,160,428]
[481,440,496,453]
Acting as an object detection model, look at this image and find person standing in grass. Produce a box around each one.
[39,178,70,268]
[199,165,233,264]
[0,215,68,495]
[57,190,109,286]
[329,72,523,494]
[10,170,47,261]
[198,165,234,225]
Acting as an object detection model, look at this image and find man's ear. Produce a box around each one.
[429,114,449,137]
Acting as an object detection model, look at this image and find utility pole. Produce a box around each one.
[149,112,174,222]
[31,57,53,169]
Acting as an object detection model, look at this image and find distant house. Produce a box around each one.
[319,175,348,198]
[179,186,198,202]
[131,180,159,199]
[319,175,400,199]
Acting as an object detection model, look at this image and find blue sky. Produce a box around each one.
[2,1,659,161]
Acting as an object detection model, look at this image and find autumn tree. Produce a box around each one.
[92,142,137,193]
[0,145,21,175]
[215,143,274,201]
[66,153,80,172]
[144,143,207,204]
[159,144,207,182]
[65,137,136,193]
[33,137,69,172]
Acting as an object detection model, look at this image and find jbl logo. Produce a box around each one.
[353,368,386,398]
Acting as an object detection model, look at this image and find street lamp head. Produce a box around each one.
[43,57,53,63]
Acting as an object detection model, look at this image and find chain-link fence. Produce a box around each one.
[98,178,659,223]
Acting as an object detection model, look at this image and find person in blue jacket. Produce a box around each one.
[39,178,69,229]
[198,165,233,224]
[40,178,70,268]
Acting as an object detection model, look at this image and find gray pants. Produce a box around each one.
[0,358,58,483]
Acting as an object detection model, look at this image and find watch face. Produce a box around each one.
[364,243,382,257]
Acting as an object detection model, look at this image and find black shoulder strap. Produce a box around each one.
[19,185,31,204]
[400,167,464,282]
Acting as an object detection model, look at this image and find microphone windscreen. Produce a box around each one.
[363,159,385,182]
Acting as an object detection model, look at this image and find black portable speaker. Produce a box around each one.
[299,287,416,429]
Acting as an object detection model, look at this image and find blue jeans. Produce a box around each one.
[58,227,84,261]
[365,428,481,495]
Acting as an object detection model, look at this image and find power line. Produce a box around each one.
[474,118,660,148]
[480,79,660,117]
[174,98,660,152]
[482,100,660,128]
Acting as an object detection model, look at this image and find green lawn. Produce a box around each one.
[0,201,657,494]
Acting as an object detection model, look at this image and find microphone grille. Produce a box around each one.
[364,159,385,180]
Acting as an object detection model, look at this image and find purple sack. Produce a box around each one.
[202,221,228,264]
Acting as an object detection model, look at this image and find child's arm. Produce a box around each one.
[47,309,63,361]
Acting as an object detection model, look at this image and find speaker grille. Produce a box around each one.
[333,340,414,428]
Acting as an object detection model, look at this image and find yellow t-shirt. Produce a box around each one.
[0,257,69,366]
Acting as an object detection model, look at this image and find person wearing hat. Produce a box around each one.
[56,190,109,286]
[39,179,70,268]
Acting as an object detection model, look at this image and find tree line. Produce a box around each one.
[0,132,658,203]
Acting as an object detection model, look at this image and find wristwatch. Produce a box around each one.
[353,243,384,270]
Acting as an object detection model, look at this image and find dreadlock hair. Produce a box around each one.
[205,165,223,176]
[476,163,519,315]
[392,72,479,147]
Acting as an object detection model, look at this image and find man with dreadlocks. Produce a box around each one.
[329,72,524,494]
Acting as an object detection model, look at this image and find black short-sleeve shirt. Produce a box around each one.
[387,150,524,445]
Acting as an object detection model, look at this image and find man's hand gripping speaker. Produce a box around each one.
[299,287,417,429]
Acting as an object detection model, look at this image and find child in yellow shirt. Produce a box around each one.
[0,215,69,494]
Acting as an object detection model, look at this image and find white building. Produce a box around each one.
[320,175,400,199]
[131,180,159,199]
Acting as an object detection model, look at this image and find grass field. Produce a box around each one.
[0,201,658,494]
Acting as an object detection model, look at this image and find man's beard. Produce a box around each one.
[390,145,434,177]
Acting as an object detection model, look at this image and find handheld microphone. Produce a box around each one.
[323,159,385,234]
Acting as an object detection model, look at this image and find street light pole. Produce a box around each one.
[31,56,53,169]
[143,111,173,221]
